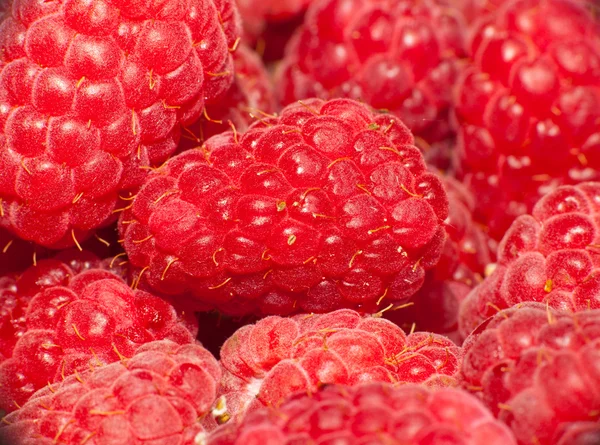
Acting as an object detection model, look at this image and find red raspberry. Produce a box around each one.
[0,340,220,445]
[462,303,600,444]
[387,175,495,339]
[0,250,118,361]
[276,0,467,146]
[120,98,449,315]
[454,0,600,239]
[458,182,600,338]
[0,261,198,412]
[207,382,516,445]
[216,309,462,424]
[181,44,276,148]
[0,0,241,248]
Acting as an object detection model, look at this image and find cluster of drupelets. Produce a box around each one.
[0,0,600,444]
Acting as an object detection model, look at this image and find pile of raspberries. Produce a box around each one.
[0,0,599,444]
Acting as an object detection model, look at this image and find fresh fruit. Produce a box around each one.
[387,175,495,340]
[0,261,198,412]
[181,44,276,148]
[454,0,600,239]
[0,0,240,248]
[0,340,220,445]
[277,0,467,146]
[462,303,600,445]
[216,309,462,424]
[0,251,114,361]
[207,382,517,445]
[458,182,600,338]
[120,98,449,316]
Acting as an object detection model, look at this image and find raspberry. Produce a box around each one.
[0,0,240,248]
[387,175,495,339]
[458,0,592,23]
[0,250,116,361]
[458,182,600,338]
[216,309,462,424]
[181,44,276,148]
[120,98,449,315]
[276,0,467,146]
[461,303,600,444]
[0,260,198,412]
[0,340,220,445]
[454,0,600,239]
[206,382,516,445]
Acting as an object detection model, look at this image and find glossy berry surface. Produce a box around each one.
[120,98,449,316]
[459,182,600,338]
[0,0,240,248]
[217,309,462,423]
[207,382,516,445]
[277,0,467,145]
[0,340,220,445]
[182,44,276,147]
[462,303,600,445]
[0,261,198,412]
[387,175,495,339]
[454,0,600,239]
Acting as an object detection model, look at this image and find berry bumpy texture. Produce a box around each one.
[462,303,600,445]
[0,251,108,362]
[120,98,449,316]
[454,0,600,240]
[207,382,517,445]
[181,44,276,148]
[217,309,462,423]
[0,0,240,248]
[459,182,600,338]
[387,175,495,339]
[0,260,198,413]
[0,340,221,445]
[277,0,467,145]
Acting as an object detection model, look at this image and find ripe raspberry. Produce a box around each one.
[120,98,449,315]
[0,227,42,274]
[458,182,600,338]
[277,0,467,146]
[0,0,240,248]
[216,309,462,424]
[0,250,116,361]
[0,340,220,445]
[207,382,516,445]
[0,262,198,412]
[387,175,495,339]
[181,44,276,148]
[454,0,600,239]
[462,303,600,444]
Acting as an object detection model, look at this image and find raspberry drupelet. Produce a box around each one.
[462,303,600,445]
[0,259,198,413]
[215,309,462,424]
[119,98,449,316]
[459,182,600,338]
[0,0,240,248]
[277,0,467,147]
[454,0,600,239]
[386,175,495,340]
[0,340,221,445]
[206,382,517,445]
